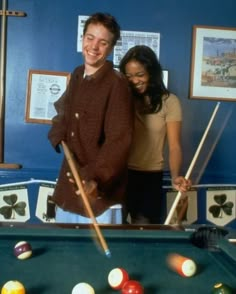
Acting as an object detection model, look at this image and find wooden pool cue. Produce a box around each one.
[176,195,188,224]
[0,0,25,168]
[194,106,232,185]
[61,141,111,258]
[0,0,8,163]
[164,102,221,225]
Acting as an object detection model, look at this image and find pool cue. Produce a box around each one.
[194,106,233,185]
[61,141,111,258]
[176,195,188,224]
[0,0,24,168]
[0,0,7,163]
[164,102,221,225]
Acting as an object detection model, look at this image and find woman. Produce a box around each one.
[119,45,191,224]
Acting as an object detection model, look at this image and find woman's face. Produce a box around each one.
[124,60,150,94]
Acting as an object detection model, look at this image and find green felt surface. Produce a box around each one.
[0,225,236,293]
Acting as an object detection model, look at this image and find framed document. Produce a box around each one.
[25,69,70,124]
[190,25,236,101]
[163,70,168,88]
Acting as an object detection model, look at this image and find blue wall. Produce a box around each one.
[0,0,236,224]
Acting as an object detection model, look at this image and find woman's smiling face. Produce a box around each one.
[124,60,150,94]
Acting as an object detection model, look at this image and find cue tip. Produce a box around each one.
[105,249,111,258]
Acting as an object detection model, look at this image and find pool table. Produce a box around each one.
[0,223,236,293]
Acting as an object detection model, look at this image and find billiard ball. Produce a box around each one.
[71,282,95,294]
[14,241,32,260]
[167,253,197,277]
[1,280,25,294]
[108,267,129,290]
[212,282,233,294]
[121,280,144,294]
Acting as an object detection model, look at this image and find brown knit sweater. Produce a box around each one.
[48,61,134,217]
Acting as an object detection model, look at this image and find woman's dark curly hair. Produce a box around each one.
[119,45,169,113]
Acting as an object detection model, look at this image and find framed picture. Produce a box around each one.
[25,69,70,124]
[190,25,236,101]
[163,70,168,88]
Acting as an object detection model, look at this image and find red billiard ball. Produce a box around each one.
[14,241,32,260]
[108,267,129,290]
[121,280,144,294]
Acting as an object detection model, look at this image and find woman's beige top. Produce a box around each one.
[128,93,182,171]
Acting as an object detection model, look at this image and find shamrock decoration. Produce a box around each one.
[0,194,26,219]
[209,194,234,218]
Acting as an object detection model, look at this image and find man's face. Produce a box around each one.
[82,23,114,72]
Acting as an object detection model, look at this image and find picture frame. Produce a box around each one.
[190,25,236,101]
[25,69,70,124]
[163,70,168,88]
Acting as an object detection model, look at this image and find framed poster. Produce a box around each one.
[163,70,168,88]
[0,185,30,222]
[25,69,70,124]
[206,187,236,226]
[190,25,236,101]
[36,183,56,223]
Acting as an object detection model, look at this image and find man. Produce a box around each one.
[48,12,133,224]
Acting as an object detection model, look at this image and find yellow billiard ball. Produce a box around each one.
[1,280,25,294]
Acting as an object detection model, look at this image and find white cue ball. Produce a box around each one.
[71,282,95,294]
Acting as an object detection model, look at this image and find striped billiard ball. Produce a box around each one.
[167,253,197,277]
[14,241,32,260]
[108,268,129,290]
[1,280,25,294]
